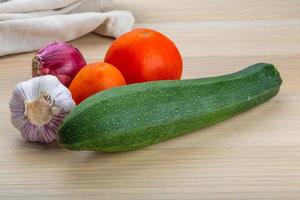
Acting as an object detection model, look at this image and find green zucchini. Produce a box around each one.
[58,63,282,152]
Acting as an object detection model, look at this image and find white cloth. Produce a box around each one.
[0,0,134,56]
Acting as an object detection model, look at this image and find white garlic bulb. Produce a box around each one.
[9,75,75,143]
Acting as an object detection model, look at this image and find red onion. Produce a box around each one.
[32,42,86,87]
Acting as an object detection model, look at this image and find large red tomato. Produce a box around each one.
[104,28,182,84]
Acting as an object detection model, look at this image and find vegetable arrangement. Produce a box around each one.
[9,28,283,153]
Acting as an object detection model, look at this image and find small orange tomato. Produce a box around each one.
[69,62,126,104]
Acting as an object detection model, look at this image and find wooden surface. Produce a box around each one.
[1,0,300,199]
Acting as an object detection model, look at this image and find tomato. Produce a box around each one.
[104,28,182,84]
[69,62,126,104]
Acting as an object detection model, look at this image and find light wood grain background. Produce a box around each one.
[0,0,300,199]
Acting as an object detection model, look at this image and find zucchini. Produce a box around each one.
[58,63,282,152]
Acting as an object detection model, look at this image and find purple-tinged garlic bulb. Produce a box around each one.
[9,75,75,143]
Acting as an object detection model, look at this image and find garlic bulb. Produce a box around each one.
[9,75,75,143]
